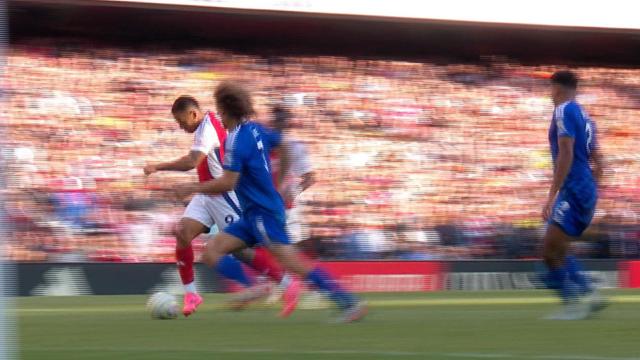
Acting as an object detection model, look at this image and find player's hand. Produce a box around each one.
[542,197,555,221]
[278,183,295,206]
[143,164,157,176]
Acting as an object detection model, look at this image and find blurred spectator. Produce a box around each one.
[3,40,639,261]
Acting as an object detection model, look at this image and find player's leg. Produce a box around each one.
[544,194,598,296]
[542,194,601,319]
[176,217,207,290]
[208,194,288,287]
[542,223,575,301]
[179,194,251,316]
[201,231,249,283]
[179,194,218,297]
[175,217,207,316]
[541,223,589,320]
[284,207,322,309]
[205,194,256,288]
[255,214,366,322]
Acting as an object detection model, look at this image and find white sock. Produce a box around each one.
[279,274,292,289]
[184,282,197,294]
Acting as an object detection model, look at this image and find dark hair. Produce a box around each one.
[214,82,255,119]
[171,95,200,114]
[272,104,291,129]
[551,71,578,89]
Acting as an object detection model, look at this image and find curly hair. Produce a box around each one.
[214,81,255,119]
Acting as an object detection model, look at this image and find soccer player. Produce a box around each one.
[270,104,315,245]
[176,82,367,322]
[541,71,606,320]
[264,105,316,304]
[144,96,298,317]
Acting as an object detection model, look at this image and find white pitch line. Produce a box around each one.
[24,347,640,359]
[534,355,640,360]
[447,354,640,360]
[15,295,640,313]
[446,352,515,358]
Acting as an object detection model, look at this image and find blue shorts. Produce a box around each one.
[224,210,290,247]
[549,188,597,237]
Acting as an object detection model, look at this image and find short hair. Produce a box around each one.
[551,71,578,89]
[171,95,200,114]
[214,82,255,119]
[272,104,291,128]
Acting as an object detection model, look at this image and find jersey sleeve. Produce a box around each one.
[555,103,578,138]
[191,120,220,154]
[223,130,247,172]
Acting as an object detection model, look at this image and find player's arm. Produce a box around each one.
[145,119,217,175]
[291,145,316,192]
[144,151,205,175]
[549,137,574,198]
[300,171,316,192]
[175,128,246,199]
[543,106,576,220]
[176,170,239,198]
[543,137,574,220]
[277,139,291,190]
[265,128,290,189]
[590,146,604,184]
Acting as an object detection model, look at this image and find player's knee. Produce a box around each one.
[202,239,224,267]
[232,249,253,264]
[175,223,196,248]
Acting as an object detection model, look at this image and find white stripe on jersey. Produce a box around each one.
[192,112,225,178]
[224,125,240,168]
[554,101,569,135]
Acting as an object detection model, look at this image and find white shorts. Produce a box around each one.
[183,192,242,231]
[286,206,309,244]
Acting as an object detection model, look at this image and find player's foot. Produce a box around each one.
[279,277,302,318]
[544,299,589,320]
[227,283,272,311]
[586,289,609,314]
[182,292,203,317]
[336,300,368,323]
[265,285,283,305]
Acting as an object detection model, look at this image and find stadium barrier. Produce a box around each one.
[15,260,623,296]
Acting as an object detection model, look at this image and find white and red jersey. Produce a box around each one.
[270,139,312,209]
[192,111,227,182]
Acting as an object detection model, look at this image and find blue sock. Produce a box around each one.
[565,255,592,295]
[215,255,254,287]
[545,265,577,302]
[306,267,356,310]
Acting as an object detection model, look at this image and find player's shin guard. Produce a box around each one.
[565,255,592,295]
[306,267,356,310]
[251,247,285,283]
[216,255,254,287]
[176,245,195,289]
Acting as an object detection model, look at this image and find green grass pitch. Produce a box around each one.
[16,290,640,360]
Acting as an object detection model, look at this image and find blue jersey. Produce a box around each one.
[548,100,598,236]
[223,121,285,218]
[549,100,597,194]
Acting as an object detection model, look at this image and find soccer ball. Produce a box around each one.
[146,292,179,320]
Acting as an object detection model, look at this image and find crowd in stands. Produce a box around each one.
[3,40,639,262]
